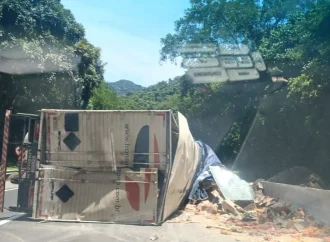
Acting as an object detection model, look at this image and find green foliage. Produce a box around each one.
[220,122,241,153]
[259,0,330,99]
[75,40,105,109]
[160,0,314,63]
[289,74,320,99]
[88,81,118,110]
[117,77,183,110]
[160,0,330,105]
[0,0,85,43]
[0,0,105,115]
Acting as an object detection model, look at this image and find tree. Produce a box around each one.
[160,0,315,63]
[75,40,105,109]
[259,0,330,99]
[0,0,106,114]
[88,82,118,110]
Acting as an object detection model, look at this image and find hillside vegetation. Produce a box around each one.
[1,0,330,178]
[107,79,145,95]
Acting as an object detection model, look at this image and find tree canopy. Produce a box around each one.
[160,0,329,101]
[0,0,105,115]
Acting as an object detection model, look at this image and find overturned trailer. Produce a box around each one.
[0,109,200,225]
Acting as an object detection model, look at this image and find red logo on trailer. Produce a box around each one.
[124,113,165,222]
[125,168,152,211]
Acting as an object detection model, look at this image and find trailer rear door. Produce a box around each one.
[0,110,40,213]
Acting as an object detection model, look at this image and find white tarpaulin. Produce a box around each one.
[162,112,200,220]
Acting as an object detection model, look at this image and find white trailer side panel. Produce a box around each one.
[33,166,158,224]
[43,110,170,170]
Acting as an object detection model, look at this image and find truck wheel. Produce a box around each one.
[8,173,20,184]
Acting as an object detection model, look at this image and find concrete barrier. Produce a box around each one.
[262,181,330,224]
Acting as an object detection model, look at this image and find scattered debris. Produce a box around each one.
[170,167,330,241]
[231,227,243,233]
[293,223,305,233]
[149,235,158,241]
[241,212,257,222]
[244,202,256,211]
[197,200,218,214]
[209,189,224,204]
[222,200,244,216]
[170,142,329,242]
[220,230,231,235]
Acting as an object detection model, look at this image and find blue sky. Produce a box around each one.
[61,0,189,86]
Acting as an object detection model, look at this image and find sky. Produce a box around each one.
[61,0,190,86]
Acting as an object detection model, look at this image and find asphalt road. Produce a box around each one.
[0,182,22,222]
[0,183,245,242]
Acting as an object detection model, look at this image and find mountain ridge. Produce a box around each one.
[107,79,145,95]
